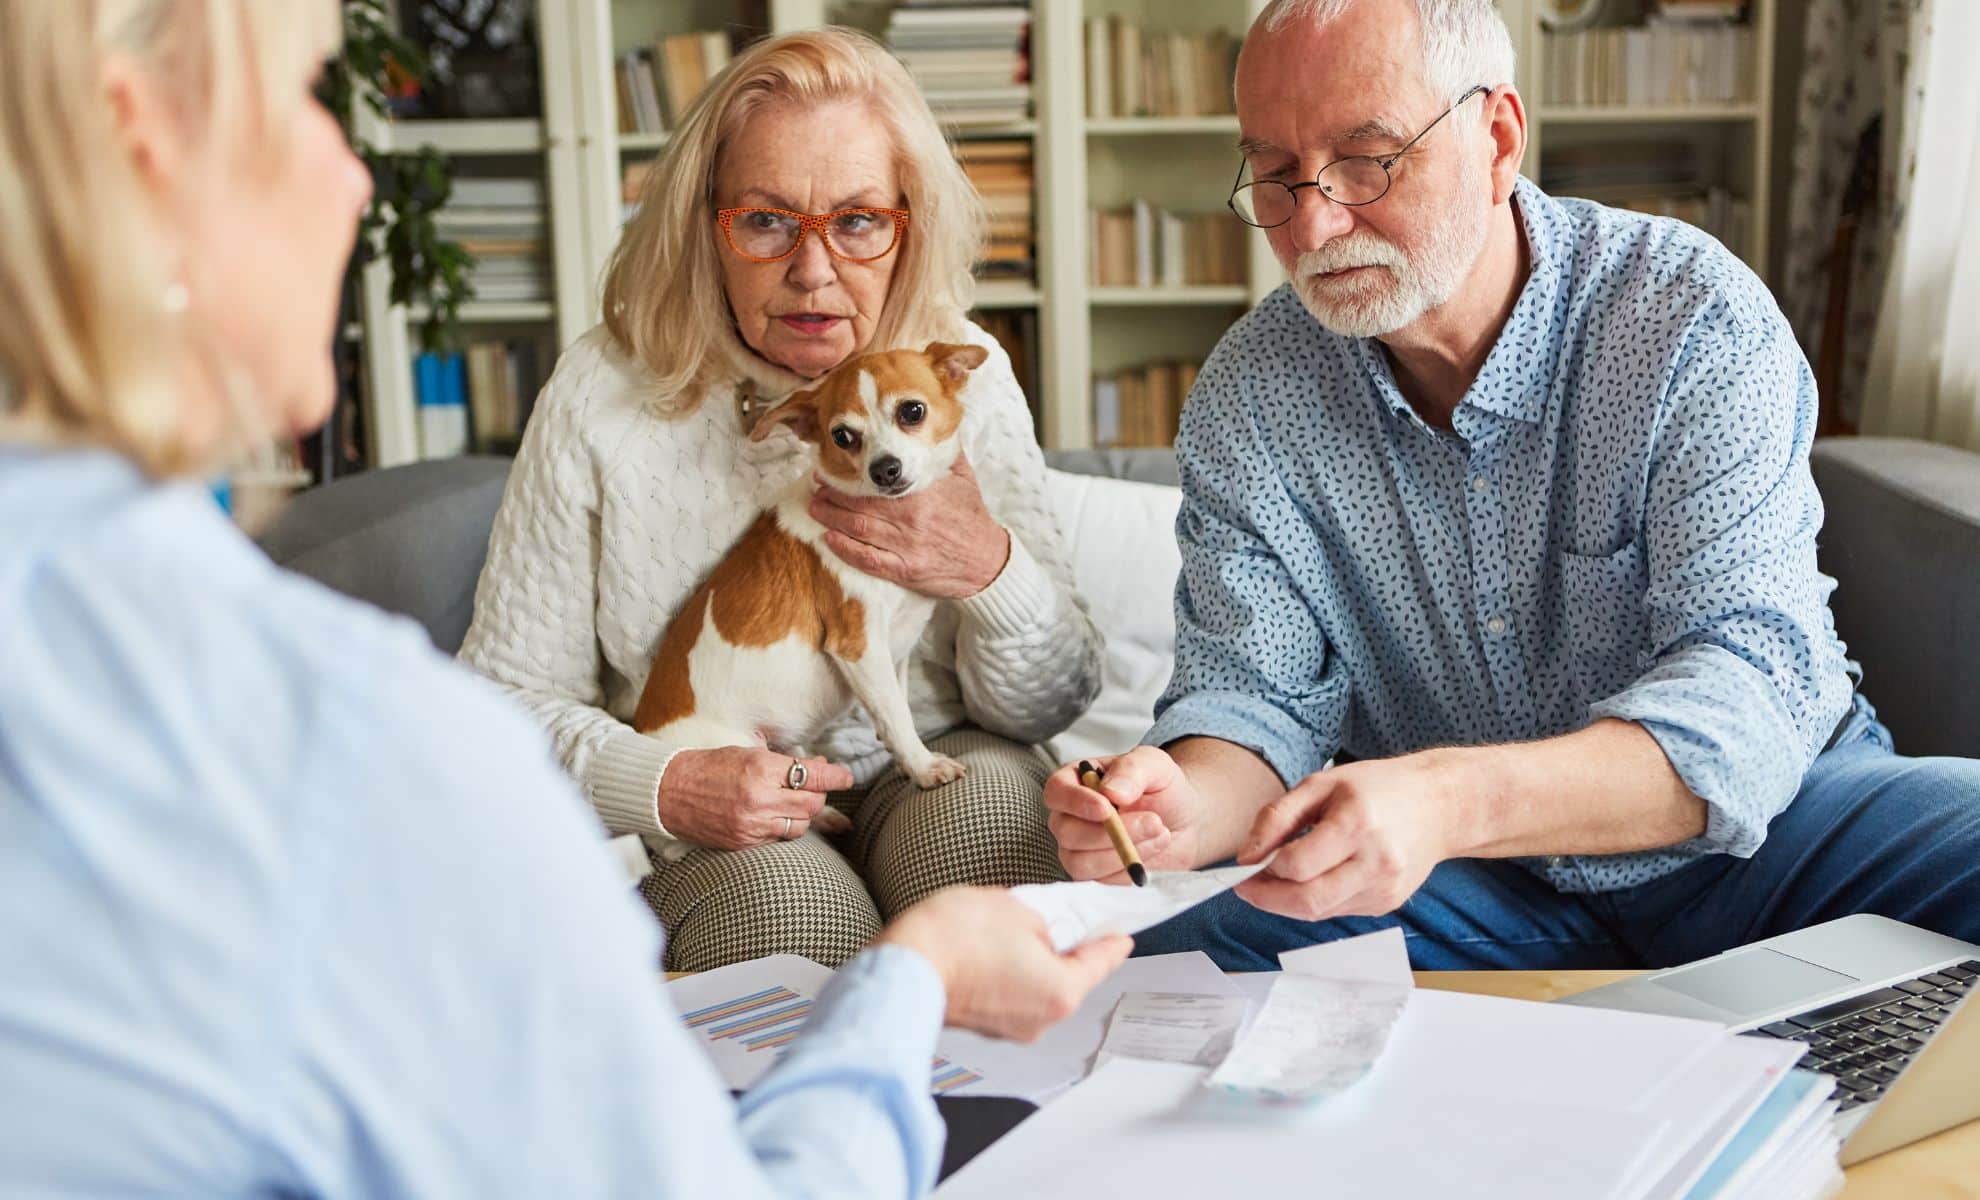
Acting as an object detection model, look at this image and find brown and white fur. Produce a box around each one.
[632,341,990,799]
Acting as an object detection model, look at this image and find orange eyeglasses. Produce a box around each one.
[715,206,911,263]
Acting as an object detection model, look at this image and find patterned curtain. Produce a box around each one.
[1779,0,1924,432]
[1859,0,1980,449]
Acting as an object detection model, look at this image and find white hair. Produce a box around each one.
[1256,0,1516,102]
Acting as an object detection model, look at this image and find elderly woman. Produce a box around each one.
[459,29,1101,970]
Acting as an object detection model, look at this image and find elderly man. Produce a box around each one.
[1044,0,1980,972]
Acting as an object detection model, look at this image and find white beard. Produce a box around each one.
[1291,173,1492,339]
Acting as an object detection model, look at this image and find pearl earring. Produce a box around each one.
[161,281,190,315]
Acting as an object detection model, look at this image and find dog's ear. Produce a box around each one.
[750,389,820,443]
[923,341,990,389]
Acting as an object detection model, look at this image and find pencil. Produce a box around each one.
[1077,759,1148,887]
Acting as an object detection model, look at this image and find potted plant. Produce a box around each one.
[317,0,476,479]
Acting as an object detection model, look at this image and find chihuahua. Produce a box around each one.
[632,340,990,799]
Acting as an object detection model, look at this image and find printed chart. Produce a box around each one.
[674,963,983,1094]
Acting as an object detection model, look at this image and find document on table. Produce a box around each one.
[1010,862,1266,952]
[935,1058,1659,1200]
[667,950,1243,1103]
[1094,992,1249,1069]
[940,951,1243,1102]
[1207,927,1412,1100]
[936,956,1817,1200]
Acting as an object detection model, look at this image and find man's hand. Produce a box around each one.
[1232,753,1457,921]
[877,887,1132,1042]
[808,454,1011,599]
[1042,746,1211,883]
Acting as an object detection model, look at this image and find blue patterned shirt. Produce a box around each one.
[1146,177,1856,893]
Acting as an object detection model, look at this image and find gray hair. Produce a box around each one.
[1255,0,1516,102]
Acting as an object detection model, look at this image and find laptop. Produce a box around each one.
[1558,913,1980,1164]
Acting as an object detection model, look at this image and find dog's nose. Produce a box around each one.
[869,456,903,488]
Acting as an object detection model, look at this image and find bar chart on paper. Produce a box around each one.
[670,956,985,1094]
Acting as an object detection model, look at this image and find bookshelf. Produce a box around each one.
[1512,0,1776,276]
[351,0,1778,464]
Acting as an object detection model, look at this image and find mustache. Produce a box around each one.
[1295,235,1407,280]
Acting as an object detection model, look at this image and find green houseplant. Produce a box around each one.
[325,0,475,355]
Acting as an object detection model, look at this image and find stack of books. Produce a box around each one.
[615,31,734,135]
[442,178,550,304]
[1083,17,1240,119]
[1543,141,1752,253]
[1093,360,1200,449]
[970,308,1039,433]
[1090,201,1246,289]
[1542,11,1753,107]
[414,335,556,460]
[885,4,1031,127]
[957,139,1034,283]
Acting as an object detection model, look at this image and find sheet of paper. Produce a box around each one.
[935,1058,1657,1200]
[666,954,990,1094]
[1206,927,1412,1100]
[938,951,1240,1102]
[1010,862,1265,952]
[1278,925,1413,988]
[1094,991,1249,1069]
[1207,975,1408,1098]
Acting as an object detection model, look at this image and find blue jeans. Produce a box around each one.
[1135,698,1980,972]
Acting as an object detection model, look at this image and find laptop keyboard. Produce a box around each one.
[1747,960,1977,1110]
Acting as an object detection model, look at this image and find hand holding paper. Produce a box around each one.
[1234,757,1453,923]
[1011,863,1267,953]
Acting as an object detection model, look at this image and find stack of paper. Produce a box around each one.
[936,929,1842,1199]
[670,861,1843,1199]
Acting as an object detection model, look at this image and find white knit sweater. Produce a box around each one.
[458,320,1103,857]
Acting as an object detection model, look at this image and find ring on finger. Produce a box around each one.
[782,815,796,840]
[786,759,808,790]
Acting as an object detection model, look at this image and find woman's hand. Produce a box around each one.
[808,454,1011,599]
[876,887,1132,1042]
[656,748,854,850]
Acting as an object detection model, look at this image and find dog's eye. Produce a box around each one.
[831,427,861,450]
[897,401,927,428]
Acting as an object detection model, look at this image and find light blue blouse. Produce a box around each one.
[0,447,944,1197]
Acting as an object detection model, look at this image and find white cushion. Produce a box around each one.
[1042,468,1183,766]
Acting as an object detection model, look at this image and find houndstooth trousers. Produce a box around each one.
[637,727,1068,972]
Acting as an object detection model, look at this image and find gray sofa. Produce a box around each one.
[259,438,1980,760]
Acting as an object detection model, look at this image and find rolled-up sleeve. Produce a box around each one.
[1143,352,1348,788]
[1589,299,1853,857]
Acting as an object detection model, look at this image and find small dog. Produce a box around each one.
[632,340,990,801]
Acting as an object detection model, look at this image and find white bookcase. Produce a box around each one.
[355,0,1776,464]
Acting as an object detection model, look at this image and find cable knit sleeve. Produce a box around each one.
[950,324,1105,744]
[456,341,683,848]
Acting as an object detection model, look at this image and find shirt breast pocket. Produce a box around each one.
[1556,542,1649,700]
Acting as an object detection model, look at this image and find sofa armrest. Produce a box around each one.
[1811,437,1980,759]
[256,456,513,655]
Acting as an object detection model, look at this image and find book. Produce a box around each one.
[888,4,1032,125]
[1091,203,1246,288]
[1092,358,1206,448]
[1087,17,1239,120]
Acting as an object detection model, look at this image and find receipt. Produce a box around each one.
[1095,991,1250,1069]
[1206,928,1413,1101]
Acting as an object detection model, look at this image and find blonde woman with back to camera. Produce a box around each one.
[457,28,1103,971]
[0,2,1130,1195]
